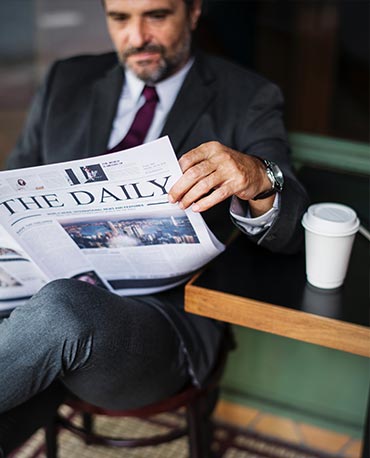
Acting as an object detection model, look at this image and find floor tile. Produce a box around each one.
[253,413,302,444]
[214,400,259,427]
[299,422,351,454]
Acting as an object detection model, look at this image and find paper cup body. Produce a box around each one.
[304,230,356,288]
[302,203,359,289]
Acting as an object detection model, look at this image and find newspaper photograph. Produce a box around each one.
[0,137,225,303]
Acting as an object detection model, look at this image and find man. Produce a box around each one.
[0,0,308,440]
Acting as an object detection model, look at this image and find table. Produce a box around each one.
[185,230,369,456]
[185,232,369,358]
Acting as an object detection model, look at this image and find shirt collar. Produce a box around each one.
[124,57,194,109]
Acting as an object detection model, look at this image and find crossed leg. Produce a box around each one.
[0,279,190,414]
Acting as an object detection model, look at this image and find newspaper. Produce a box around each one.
[0,225,46,312]
[0,137,225,311]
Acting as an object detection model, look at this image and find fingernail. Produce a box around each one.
[192,204,199,212]
[178,202,185,210]
[168,195,175,203]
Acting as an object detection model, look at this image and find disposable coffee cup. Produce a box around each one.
[301,203,360,289]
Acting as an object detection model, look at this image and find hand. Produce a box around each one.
[168,141,274,215]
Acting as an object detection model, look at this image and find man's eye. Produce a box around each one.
[148,11,170,20]
[109,14,128,22]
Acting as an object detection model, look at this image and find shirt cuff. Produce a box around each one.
[230,194,280,235]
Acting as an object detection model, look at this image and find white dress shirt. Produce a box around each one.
[108,59,278,235]
[108,59,194,149]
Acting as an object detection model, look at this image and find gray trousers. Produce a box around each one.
[0,279,190,414]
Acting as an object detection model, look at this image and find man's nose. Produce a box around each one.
[127,18,149,48]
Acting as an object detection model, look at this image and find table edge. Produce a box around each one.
[185,282,370,358]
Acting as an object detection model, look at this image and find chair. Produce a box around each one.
[0,382,65,458]
[45,333,231,458]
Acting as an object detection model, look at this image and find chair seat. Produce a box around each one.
[66,376,216,417]
[50,335,230,458]
[57,381,214,447]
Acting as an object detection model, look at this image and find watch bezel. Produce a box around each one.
[252,157,284,200]
[265,159,284,192]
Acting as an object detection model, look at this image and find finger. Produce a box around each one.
[178,142,215,172]
[169,160,215,203]
[178,172,220,209]
[191,185,233,213]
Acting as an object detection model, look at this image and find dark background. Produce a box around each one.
[0,0,369,166]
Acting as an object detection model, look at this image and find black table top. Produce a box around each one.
[193,231,369,328]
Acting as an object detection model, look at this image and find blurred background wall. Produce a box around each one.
[0,0,369,165]
[0,0,368,439]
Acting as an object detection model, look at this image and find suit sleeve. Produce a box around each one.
[232,81,309,254]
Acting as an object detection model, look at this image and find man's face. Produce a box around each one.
[104,0,201,83]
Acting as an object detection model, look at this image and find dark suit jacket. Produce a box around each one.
[6,51,309,386]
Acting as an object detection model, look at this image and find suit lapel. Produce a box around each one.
[87,64,124,157]
[161,54,217,155]
[86,53,216,158]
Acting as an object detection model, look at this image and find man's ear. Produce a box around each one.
[189,0,202,30]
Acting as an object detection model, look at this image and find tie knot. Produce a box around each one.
[143,85,158,103]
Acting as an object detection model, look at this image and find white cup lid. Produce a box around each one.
[302,203,360,236]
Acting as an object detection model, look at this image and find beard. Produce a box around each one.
[117,33,192,84]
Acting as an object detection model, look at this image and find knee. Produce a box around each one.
[29,279,95,335]
[33,279,79,311]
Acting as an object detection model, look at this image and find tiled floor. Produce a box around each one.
[10,401,364,458]
[214,400,363,458]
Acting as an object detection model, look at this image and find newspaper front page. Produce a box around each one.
[0,137,224,308]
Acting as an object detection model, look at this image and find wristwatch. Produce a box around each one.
[253,157,284,200]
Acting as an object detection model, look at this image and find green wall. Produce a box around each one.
[289,133,370,175]
[219,133,370,438]
[221,326,369,437]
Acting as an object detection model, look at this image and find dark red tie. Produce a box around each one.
[108,85,159,153]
